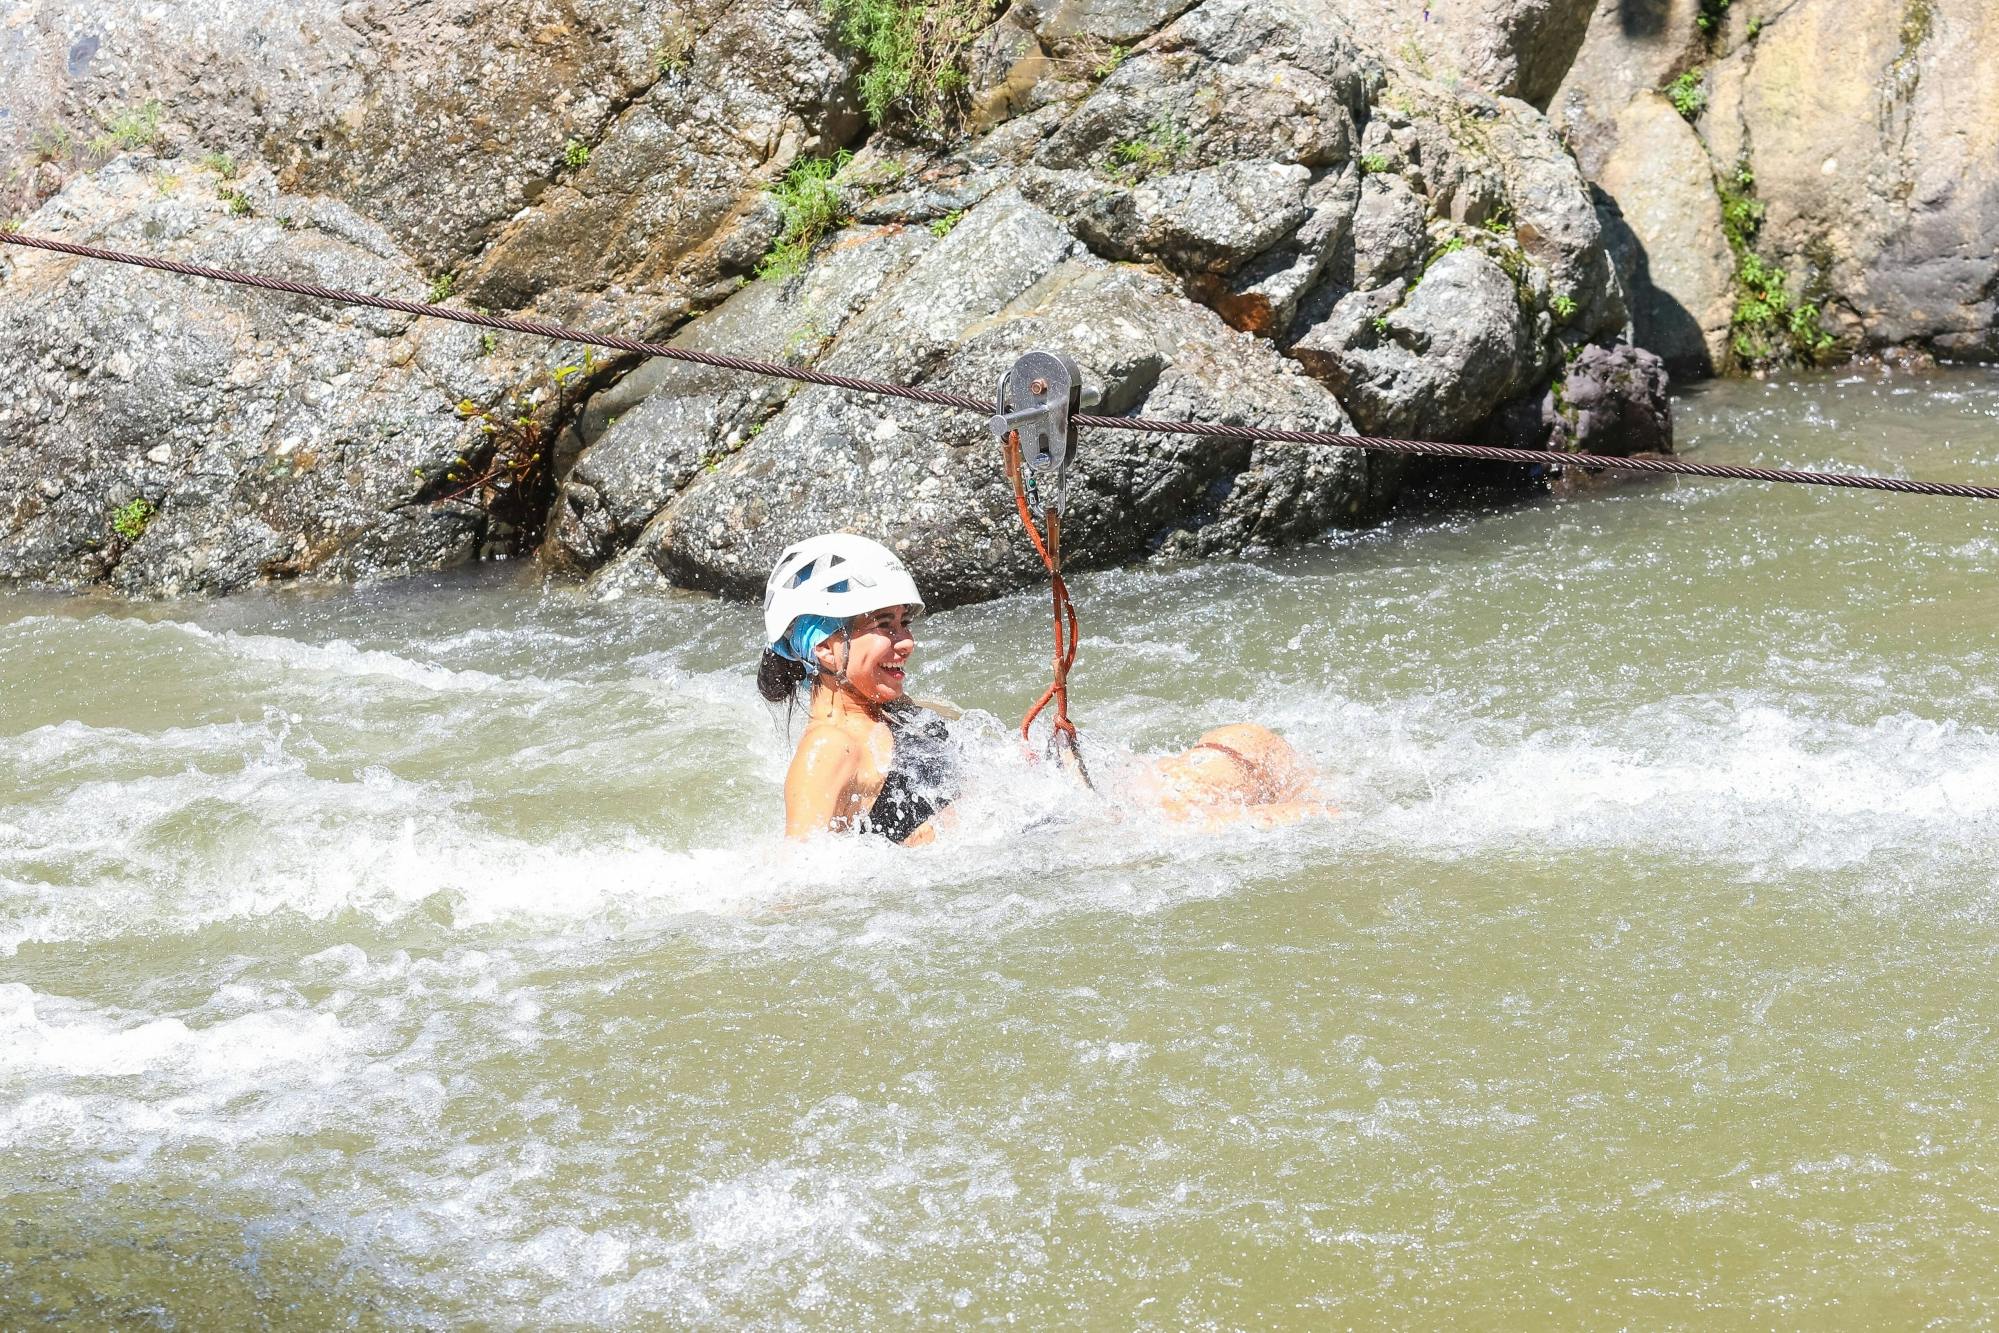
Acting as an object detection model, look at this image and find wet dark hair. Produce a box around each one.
[757,648,808,704]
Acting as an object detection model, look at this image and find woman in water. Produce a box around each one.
[758,533,1333,843]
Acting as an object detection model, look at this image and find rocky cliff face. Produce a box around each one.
[0,0,1671,603]
[1552,0,1999,375]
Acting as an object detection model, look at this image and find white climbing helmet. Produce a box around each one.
[762,533,925,648]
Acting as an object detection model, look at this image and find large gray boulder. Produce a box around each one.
[1291,247,1542,440]
[580,190,1397,606]
[0,157,524,594]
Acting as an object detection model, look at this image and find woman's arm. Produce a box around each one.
[895,806,960,847]
[783,729,866,839]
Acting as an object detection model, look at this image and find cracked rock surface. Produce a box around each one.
[2,0,1668,603]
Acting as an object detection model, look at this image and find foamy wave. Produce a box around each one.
[0,983,348,1080]
[171,622,537,695]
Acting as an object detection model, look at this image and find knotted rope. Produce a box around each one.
[1002,429,1089,784]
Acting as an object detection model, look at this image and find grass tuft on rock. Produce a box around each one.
[757,152,853,280]
[111,498,156,542]
[824,0,995,133]
[89,102,164,157]
[1665,68,1707,122]
[1106,118,1190,184]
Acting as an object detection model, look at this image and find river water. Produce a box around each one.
[4,367,1997,1327]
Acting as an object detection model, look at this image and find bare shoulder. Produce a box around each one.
[788,723,864,779]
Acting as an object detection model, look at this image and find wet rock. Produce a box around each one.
[1546,343,1672,457]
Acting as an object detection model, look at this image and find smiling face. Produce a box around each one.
[814,604,917,706]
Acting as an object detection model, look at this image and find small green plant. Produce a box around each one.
[1371,314,1390,337]
[563,138,591,169]
[1359,152,1390,175]
[1550,293,1578,321]
[275,212,297,230]
[0,217,20,234]
[478,331,497,355]
[1094,43,1129,78]
[421,358,590,551]
[1730,251,1836,366]
[1482,205,1514,234]
[1746,16,1765,39]
[1108,117,1191,183]
[1720,189,1764,252]
[111,497,156,542]
[90,101,163,156]
[1695,0,1731,35]
[757,151,852,280]
[1427,234,1467,266]
[218,186,252,217]
[1715,152,1828,365]
[29,127,73,165]
[928,208,965,237]
[1666,68,1707,121]
[428,273,455,303]
[550,353,594,389]
[655,19,697,75]
[199,151,238,179]
[824,0,996,131]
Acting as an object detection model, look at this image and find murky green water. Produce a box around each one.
[5,368,1998,1327]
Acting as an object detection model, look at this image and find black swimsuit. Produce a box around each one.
[866,708,959,843]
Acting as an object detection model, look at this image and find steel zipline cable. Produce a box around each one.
[8,230,1999,502]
